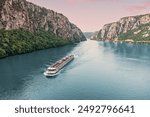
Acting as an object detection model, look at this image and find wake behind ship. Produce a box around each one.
[44,55,74,77]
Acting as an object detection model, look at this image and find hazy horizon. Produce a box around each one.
[27,0,150,32]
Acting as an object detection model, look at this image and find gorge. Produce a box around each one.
[0,0,150,100]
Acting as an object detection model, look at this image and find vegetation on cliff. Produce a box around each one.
[118,23,150,41]
[0,29,70,58]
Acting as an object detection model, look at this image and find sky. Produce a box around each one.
[27,0,150,32]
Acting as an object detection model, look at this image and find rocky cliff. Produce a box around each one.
[97,14,150,41]
[0,0,86,41]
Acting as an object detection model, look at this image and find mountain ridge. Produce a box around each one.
[97,13,150,41]
[0,0,86,41]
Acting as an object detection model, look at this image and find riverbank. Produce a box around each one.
[117,39,150,44]
[0,29,83,59]
[91,38,150,44]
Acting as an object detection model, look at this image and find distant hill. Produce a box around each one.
[84,32,94,39]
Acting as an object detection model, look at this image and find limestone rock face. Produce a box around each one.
[97,14,150,40]
[0,0,86,41]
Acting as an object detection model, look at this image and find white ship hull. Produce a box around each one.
[43,71,59,77]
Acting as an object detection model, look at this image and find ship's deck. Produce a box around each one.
[51,55,73,68]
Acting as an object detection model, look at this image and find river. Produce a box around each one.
[0,40,150,99]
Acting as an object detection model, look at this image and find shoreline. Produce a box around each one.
[91,39,150,44]
[116,40,150,44]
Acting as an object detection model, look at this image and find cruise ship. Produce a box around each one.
[44,55,74,77]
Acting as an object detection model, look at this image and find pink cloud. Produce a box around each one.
[128,1,150,12]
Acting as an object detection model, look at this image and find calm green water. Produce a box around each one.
[0,40,150,100]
